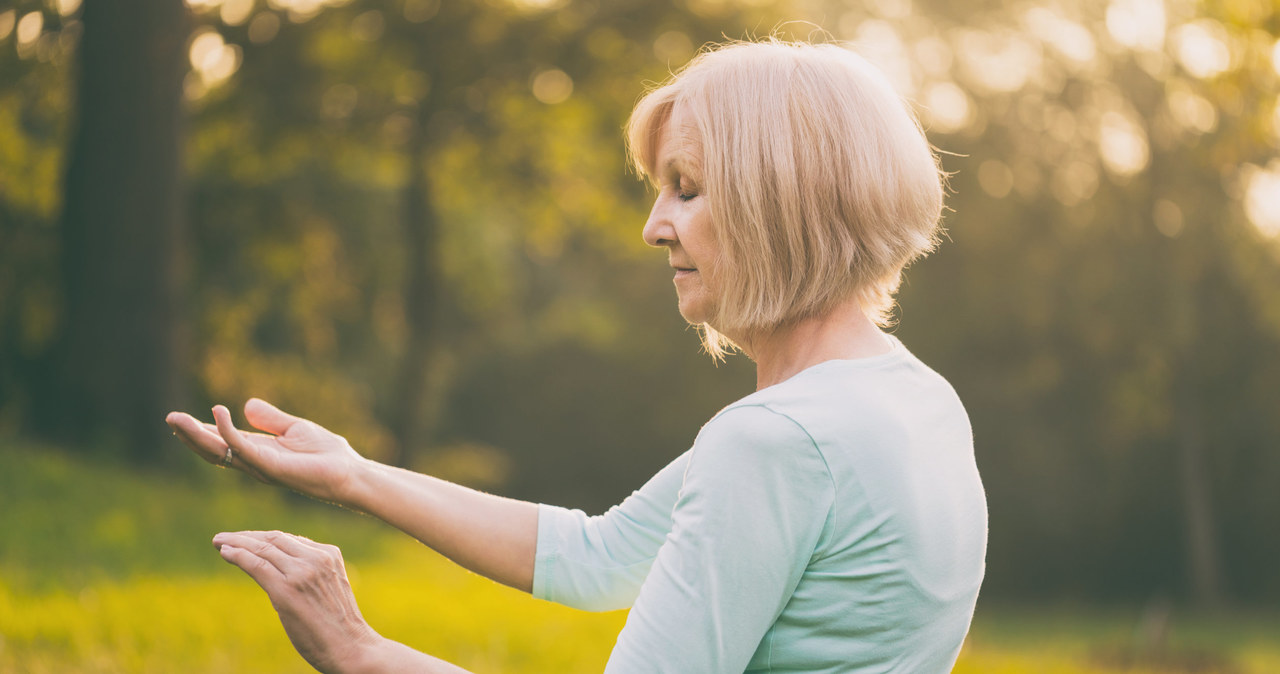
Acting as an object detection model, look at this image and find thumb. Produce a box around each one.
[244,398,302,435]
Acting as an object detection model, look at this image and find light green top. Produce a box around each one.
[534,337,987,673]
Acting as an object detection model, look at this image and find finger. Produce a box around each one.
[244,398,304,436]
[201,421,277,442]
[167,411,232,465]
[215,530,306,575]
[213,405,263,471]
[218,544,287,593]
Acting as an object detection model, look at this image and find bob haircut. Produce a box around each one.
[627,38,945,358]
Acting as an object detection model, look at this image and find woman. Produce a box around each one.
[168,39,987,673]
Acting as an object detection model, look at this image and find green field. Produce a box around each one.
[2,440,1276,673]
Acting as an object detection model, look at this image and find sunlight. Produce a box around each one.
[1098,110,1149,177]
[653,31,695,65]
[1024,6,1096,69]
[531,69,573,105]
[1105,0,1166,53]
[220,0,254,26]
[1243,160,1280,238]
[866,0,912,20]
[0,11,14,42]
[923,81,974,134]
[1051,160,1099,206]
[188,29,241,89]
[1171,20,1232,79]
[56,0,81,17]
[1153,199,1183,238]
[912,36,953,78]
[847,20,914,96]
[265,0,353,23]
[507,0,568,11]
[955,29,1041,93]
[15,11,42,47]
[1166,83,1218,134]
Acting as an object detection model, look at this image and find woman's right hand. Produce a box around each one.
[166,399,367,504]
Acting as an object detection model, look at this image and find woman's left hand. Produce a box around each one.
[213,530,383,674]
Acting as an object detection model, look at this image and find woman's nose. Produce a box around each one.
[642,197,677,248]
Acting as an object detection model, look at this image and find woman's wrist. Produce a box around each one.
[340,632,472,674]
[330,454,381,511]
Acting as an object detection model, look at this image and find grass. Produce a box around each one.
[2,438,1277,673]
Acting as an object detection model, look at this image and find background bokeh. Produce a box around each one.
[2,0,1279,670]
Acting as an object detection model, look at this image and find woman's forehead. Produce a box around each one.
[656,105,703,174]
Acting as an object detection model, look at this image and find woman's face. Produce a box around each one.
[642,105,719,326]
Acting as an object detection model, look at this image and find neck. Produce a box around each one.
[738,299,893,390]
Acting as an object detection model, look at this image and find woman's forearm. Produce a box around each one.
[338,459,538,593]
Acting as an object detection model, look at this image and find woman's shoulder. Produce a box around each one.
[708,341,970,462]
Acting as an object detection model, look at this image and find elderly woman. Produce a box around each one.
[167,39,986,673]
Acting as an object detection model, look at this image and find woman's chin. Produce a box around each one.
[676,301,710,326]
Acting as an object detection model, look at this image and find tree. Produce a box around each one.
[32,0,189,462]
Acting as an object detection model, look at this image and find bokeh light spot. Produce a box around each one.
[1051,160,1099,206]
[1243,160,1280,238]
[1106,0,1166,53]
[321,83,360,121]
[1166,85,1218,134]
[1171,20,1232,79]
[955,29,1041,93]
[923,81,973,134]
[351,10,384,41]
[1153,199,1183,238]
[653,30,694,65]
[866,0,912,20]
[848,20,914,96]
[0,11,15,42]
[913,36,952,77]
[247,12,280,43]
[1098,111,1149,177]
[16,11,43,47]
[531,68,573,105]
[978,160,1014,199]
[220,0,254,26]
[56,0,81,17]
[1024,7,1096,67]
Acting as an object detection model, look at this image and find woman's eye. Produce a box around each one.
[677,189,698,202]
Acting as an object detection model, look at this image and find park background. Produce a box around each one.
[2,0,1279,671]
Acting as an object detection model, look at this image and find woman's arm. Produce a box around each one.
[167,399,536,592]
[340,460,537,593]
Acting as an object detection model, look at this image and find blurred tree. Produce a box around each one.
[25,0,189,462]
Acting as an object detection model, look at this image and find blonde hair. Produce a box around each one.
[627,38,945,358]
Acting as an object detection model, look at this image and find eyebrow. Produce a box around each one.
[660,150,701,179]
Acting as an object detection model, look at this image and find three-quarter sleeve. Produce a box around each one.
[533,449,689,611]
[604,405,836,673]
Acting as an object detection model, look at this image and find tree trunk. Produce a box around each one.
[388,112,443,467]
[1169,234,1225,607]
[37,0,188,463]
